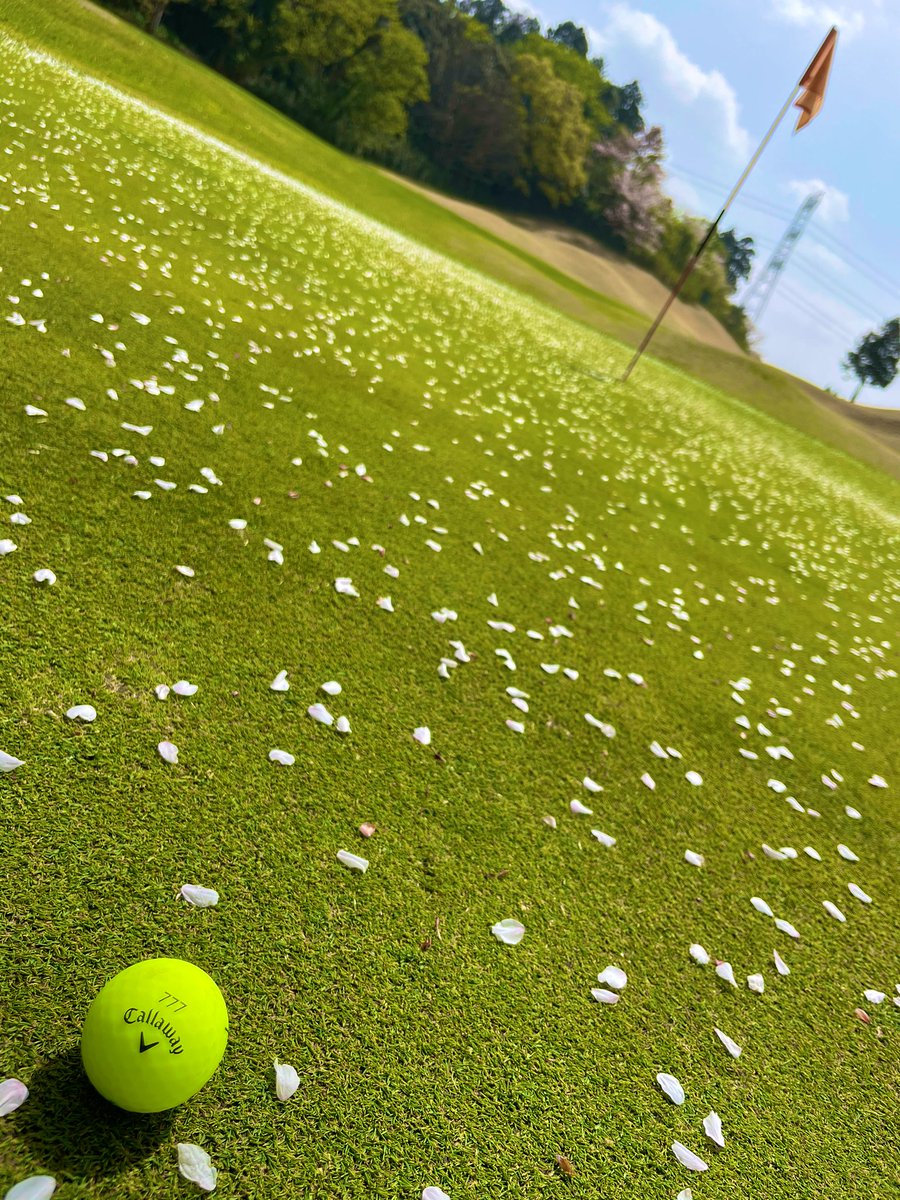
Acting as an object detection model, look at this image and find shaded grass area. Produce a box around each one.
[0,8,898,1200]
[1,0,899,481]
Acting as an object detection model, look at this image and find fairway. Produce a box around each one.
[1,9,899,1200]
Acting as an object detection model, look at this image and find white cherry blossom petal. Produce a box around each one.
[657,1073,685,1105]
[172,680,198,697]
[703,1111,724,1148]
[308,704,334,726]
[273,1060,300,1101]
[597,966,627,990]
[714,1027,742,1057]
[715,962,737,987]
[491,919,524,945]
[65,705,96,722]
[158,741,179,764]
[269,749,295,766]
[413,726,431,746]
[337,850,368,872]
[4,1177,57,1200]
[179,884,219,908]
[177,1143,217,1192]
[672,1139,708,1170]
[0,1078,29,1116]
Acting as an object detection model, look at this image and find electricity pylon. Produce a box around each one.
[743,190,824,323]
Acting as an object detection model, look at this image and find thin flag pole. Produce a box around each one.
[620,82,802,383]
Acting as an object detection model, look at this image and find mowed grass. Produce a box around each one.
[2,0,900,482]
[1,11,899,1200]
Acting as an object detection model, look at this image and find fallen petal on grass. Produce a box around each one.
[177,1143,217,1192]
[671,1143,708,1172]
[273,1060,300,1101]
[4,1177,56,1200]
[714,1027,742,1058]
[491,919,525,945]
[0,1078,29,1116]
[656,1073,685,1105]
[337,850,368,872]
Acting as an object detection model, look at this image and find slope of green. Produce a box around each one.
[0,12,898,1200]
[1,0,898,481]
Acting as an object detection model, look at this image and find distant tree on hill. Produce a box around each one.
[718,228,755,289]
[547,20,588,58]
[457,0,507,34]
[401,0,526,194]
[610,80,644,132]
[843,318,900,401]
[585,125,666,251]
[496,12,540,45]
[512,53,591,207]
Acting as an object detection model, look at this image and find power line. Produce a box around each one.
[666,163,900,300]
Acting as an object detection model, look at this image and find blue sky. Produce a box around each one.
[507,0,900,407]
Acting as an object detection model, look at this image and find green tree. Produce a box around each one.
[334,20,429,150]
[496,12,540,45]
[457,0,507,34]
[511,33,616,141]
[718,228,755,289]
[400,0,525,195]
[547,20,588,57]
[512,53,590,207]
[844,318,900,401]
[608,80,643,133]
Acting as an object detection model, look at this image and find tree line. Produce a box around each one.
[110,0,756,348]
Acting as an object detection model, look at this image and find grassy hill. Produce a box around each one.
[2,0,899,482]
[1,3,898,1199]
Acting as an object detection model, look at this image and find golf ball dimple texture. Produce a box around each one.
[80,958,228,1112]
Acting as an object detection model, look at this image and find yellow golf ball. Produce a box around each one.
[80,958,228,1112]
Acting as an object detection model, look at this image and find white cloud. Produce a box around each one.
[590,6,752,162]
[769,1,865,39]
[805,242,849,274]
[786,178,849,224]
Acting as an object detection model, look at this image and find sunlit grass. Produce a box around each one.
[0,15,898,1200]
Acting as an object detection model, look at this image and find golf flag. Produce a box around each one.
[621,26,839,382]
[794,26,838,130]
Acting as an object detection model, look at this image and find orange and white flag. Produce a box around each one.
[794,26,838,131]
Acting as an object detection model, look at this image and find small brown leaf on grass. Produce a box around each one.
[854,1008,871,1024]
[420,937,432,951]
[555,1155,575,1177]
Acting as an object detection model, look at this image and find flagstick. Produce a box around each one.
[621,82,801,383]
